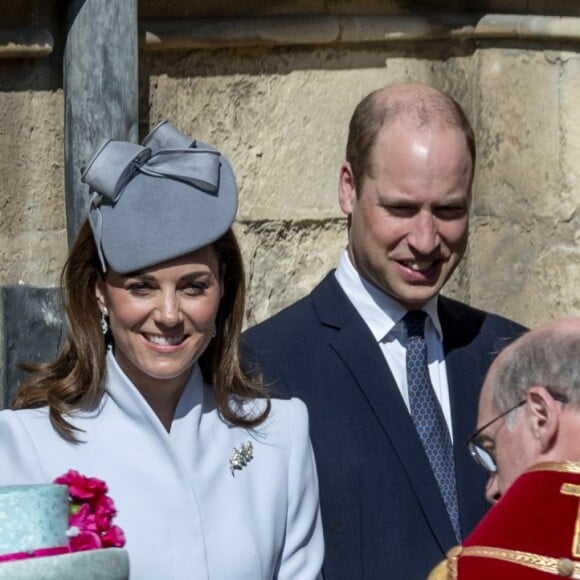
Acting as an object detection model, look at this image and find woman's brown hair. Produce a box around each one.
[13,220,269,441]
[198,227,270,427]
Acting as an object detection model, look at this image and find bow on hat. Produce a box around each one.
[81,140,221,204]
[81,121,236,273]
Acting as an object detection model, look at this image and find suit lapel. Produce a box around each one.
[439,297,490,535]
[311,274,457,550]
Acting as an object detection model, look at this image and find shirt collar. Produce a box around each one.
[334,249,443,342]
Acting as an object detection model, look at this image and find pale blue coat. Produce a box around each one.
[0,353,324,580]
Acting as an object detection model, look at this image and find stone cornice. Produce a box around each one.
[1,14,578,59]
[0,29,53,58]
[140,14,580,52]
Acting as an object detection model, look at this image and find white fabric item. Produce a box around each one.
[334,249,454,439]
[0,353,323,580]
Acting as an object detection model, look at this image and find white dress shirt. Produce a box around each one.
[334,250,454,439]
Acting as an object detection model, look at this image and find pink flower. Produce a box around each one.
[55,469,108,505]
[93,495,117,531]
[101,525,126,548]
[70,531,102,552]
[70,503,99,533]
[54,471,126,552]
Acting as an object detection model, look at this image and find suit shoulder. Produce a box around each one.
[249,293,314,333]
[439,295,527,331]
[243,275,334,347]
[439,296,528,355]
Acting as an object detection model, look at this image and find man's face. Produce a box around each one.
[476,377,538,503]
[339,121,472,308]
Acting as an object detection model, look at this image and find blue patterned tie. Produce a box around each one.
[403,310,461,542]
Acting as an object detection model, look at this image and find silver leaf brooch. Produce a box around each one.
[229,441,253,476]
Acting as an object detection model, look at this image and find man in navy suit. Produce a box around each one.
[242,83,526,579]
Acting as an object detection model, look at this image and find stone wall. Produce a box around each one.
[1,1,578,337]
[0,2,66,290]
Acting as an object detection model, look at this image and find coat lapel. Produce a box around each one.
[311,274,457,550]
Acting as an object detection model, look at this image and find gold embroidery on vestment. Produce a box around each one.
[527,462,580,475]
[459,546,580,577]
[561,483,580,558]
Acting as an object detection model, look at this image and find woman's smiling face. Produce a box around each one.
[95,246,223,396]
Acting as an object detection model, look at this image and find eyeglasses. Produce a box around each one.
[467,390,569,474]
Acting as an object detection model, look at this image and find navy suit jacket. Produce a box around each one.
[242,272,527,580]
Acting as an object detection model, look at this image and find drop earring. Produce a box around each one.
[100,307,109,335]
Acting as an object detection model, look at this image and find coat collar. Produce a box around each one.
[103,349,206,439]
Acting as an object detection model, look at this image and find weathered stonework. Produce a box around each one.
[469,217,580,327]
[235,219,347,327]
[468,48,580,325]
[0,90,67,285]
[474,49,576,222]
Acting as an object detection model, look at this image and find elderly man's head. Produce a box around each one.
[469,317,580,503]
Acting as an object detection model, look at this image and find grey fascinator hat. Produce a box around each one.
[81,121,238,274]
